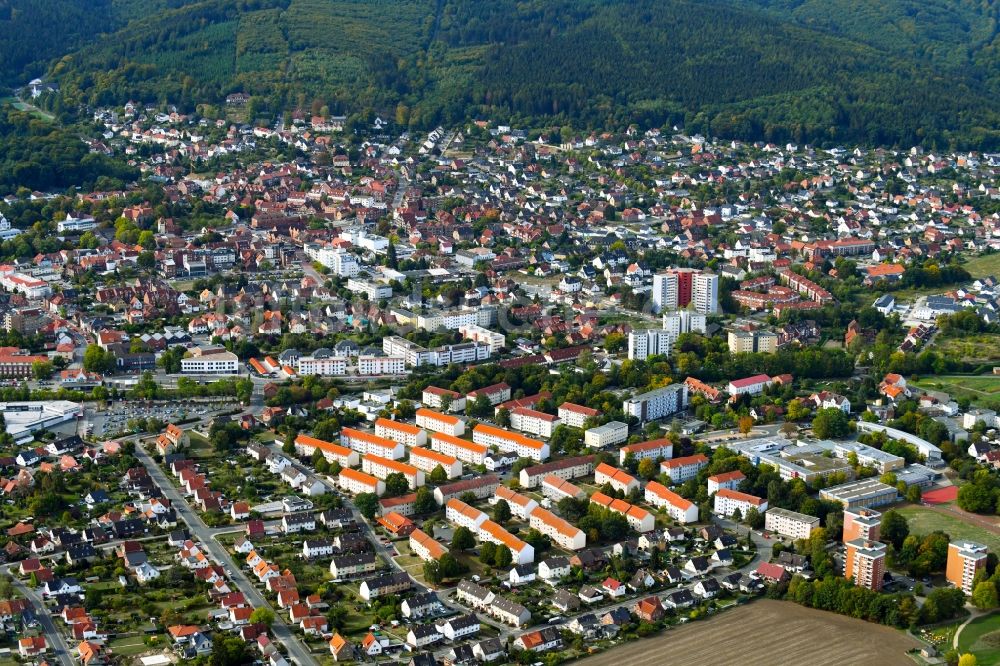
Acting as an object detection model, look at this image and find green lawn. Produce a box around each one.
[893,505,1000,554]
[910,376,1000,410]
[957,612,1000,664]
[962,254,1000,279]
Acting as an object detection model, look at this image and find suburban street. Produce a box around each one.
[3,566,74,666]
[131,443,320,666]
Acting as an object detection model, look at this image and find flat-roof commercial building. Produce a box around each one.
[764,507,819,541]
[947,541,988,594]
[1,401,83,443]
[820,479,898,509]
[181,346,239,374]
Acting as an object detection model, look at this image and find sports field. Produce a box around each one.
[894,504,1000,554]
[576,600,921,666]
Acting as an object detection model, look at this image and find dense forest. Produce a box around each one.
[5,0,1000,148]
[0,107,138,193]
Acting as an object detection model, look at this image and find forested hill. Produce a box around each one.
[6,0,1000,149]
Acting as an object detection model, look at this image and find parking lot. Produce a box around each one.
[87,398,239,437]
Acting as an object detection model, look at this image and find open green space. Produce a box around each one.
[962,254,1000,279]
[910,376,1000,410]
[934,334,1000,363]
[893,504,1000,554]
[957,612,1000,664]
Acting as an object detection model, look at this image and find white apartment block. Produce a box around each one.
[446,498,488,532]
[509,407,560,439]
[651,272,678,314]
[338,468,385,496]
[528,507,586,551]
[619,438,673,465]
[415,408,465,437]
[706,471,745,495]
[409,447,463,479]
[644,481,699,523]
[624,383,688,422]
[296,356,348,376]
[713,489,767,518]
[346,278,392,300]
[692,272,719,315]
[357,355,407,375]
[362,454,424,490]
[584,421,628,448]
[305,244,359,277]
[628,329,674,360]
[375,418,427,448]
[492,486,538,521]
[764,508,820,541]
[340,428,406,460]
[473,424,550,461]
[431,432,487,466]
[459,324,506,354]
[417,307,492,331]
[660,454,708,484]
[557,402,600,429]
[662,310,707,336]
[422,386,466,412]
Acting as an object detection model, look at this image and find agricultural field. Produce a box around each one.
[957,612,1000,664]
[910,375,1000,411]
[576,599,922,666]
[893,504,1000,555]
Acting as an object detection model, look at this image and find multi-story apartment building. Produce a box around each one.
[947,541,988,594]
[765,507,820,540]
[707,471,745,495]
[478,519,534,565]
[472,424,550,461]
[662,310,707,336]
[509,407,560,438]
[590,491,655,532]
[491,486,538,521]
[557,402,600,429]
[845,539,886,591]
[528,507,586,550]
[644,481,698,523]
[294,434,360,468]
[728,329,778,354]
[346,278,392,300]
[374,418,426,448]
[623,383,688,422]
[467,383,511,406]
[357,355,407,376]
[415,408,465,437]
[430,432,487,466]
[619,438,673,465]
[660,454,709,484]
[458,324,506,354]
[541,475,587,502]
[628,329,675,360]
[180,347,239,374]
[408,447,462,479]
[445,498,488,532]
[409,528,448,562]
[584,421,629,448]
[340,428,406,460]
[594,463,640,494]
[422,386,466,412]
[338,468,385,496]
[726,374,773,396]
[517,455,595,488]
[362,454,424,489]
[713,489,768,518]
[652,269,718,314]
[433,476,500,506]
[843,508,882,542]
[296,355,348,376]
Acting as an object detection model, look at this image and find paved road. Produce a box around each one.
[132,444,319,666]
[4,567,74,666]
